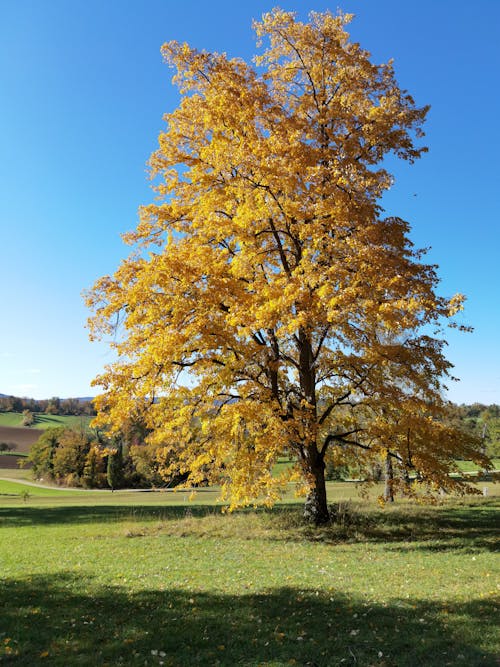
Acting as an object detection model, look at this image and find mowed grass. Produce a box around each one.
[0,479,85,497]
[0,479,498,666]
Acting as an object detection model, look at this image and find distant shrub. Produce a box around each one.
[325,459,349,481]
[22,410,34,427]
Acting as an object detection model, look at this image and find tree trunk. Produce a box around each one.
[384,451,394,503]
[303,455,330,525]
[296,328,328,523]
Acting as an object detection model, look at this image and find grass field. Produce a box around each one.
[0,479,85,497]
[0,412,92,431]
[0,474,498,666]
[457,459,500,474]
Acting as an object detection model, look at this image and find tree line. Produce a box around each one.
[447,403,500,457]
[27,418,187,490]
[0,395,96,417]
[26,403,499,493]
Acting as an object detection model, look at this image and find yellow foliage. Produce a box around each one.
[85,10,492,521]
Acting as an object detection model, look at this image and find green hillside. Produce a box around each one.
[0,412,92,430]
[0,412,26,427]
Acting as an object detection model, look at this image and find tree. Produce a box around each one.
[107,443,124,491]
[86,9,492,524]
[45,397,61,415]
[28,427,65,479]
[21,409,34,427]
[479,406,500,457]
[51,428,93,484]
[82,445,106,488]
[61,398,81,415]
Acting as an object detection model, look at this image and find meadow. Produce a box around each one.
[0,412,92,432]
[0,471,498,666]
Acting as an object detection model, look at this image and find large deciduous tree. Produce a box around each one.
[86,9,491,523]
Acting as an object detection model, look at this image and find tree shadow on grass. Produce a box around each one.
[262,500,500,553]
[0,499,499,553]
[0,573,498,666]
[378,502,500,554]
[0,504,205,528]
[347,501,500,553]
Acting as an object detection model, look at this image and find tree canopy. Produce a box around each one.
[86,9,492,523]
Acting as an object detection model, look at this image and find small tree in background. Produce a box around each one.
[45,397,61,415]
[21,409,34,427]
[28,427,65,479]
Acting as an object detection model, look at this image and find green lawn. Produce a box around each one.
[0,479,85,497]
[0,412,92,430]
[456,459,500,473]
[0,479,498,666]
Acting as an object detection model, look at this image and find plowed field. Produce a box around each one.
[0,426,41,453]
[0,454,31,469]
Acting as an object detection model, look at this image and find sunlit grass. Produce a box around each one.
[0,412,92,430]
[0,479,83,497]
[456,458,500,473]
[0,467,32,481]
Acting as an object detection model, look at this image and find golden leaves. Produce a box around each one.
[85,9,484,513]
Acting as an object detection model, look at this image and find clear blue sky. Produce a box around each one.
[1,0,499,404]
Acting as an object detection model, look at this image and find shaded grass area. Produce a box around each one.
[1,574,497,666]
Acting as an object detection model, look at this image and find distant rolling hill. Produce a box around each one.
[0,413,94,471]
[0,413,93,461]
[0,412,92,430]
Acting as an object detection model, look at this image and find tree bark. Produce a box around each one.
[384,451,394,503]
[296,328,329,524]
[303,453,330,524]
